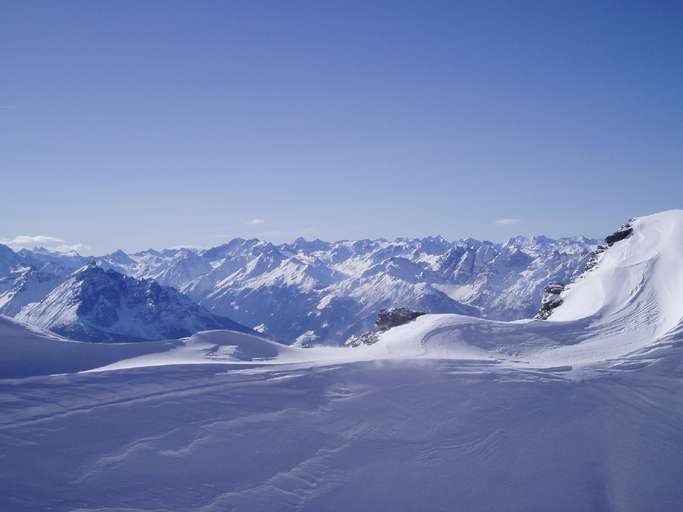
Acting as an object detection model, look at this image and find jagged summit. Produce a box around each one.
[16,264,251,342]
[0,232,600,344]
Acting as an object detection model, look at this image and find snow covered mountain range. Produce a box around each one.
[15,263,250,342]
[1,210,682,511]
[0,234,598,343]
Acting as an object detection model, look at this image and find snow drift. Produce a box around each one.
[0,314,297,378]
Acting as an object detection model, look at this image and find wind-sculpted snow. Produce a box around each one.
[1,346,683,511]
[551,212,683,330]
[0,316,181,378]
[1,212,683,510]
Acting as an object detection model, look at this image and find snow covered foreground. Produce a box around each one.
[2,211,683,511]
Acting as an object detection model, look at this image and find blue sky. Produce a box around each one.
[2,1,682,254]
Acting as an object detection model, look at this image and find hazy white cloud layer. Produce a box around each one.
[54,243,91,254]
[2,235,65,246]
[494,218,521,226]
[0,235,90,254]
[246,218,266,225]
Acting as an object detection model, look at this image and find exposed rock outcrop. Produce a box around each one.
[584,244,607,273]
[535,283,565,320]
[605,220,634,246]
[345,307,424,347]
[376,307,426,331]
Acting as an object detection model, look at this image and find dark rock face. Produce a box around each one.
[345,307,425,347]
[535,283,565,320]
[376,307,426,331]
[584,244,608,272]
[605,221,634,247]
[583,220,635,275]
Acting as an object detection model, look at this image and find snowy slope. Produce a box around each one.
[0,315,182,378]
[3,358,682,512]
[1,211,682,510]
[1,322,683,510]
[0,266,66,316]
[551,211,683,329]
[15,246,89,272]
[0,314,292,378]
[16,263,252,342]
[350,210,683,372]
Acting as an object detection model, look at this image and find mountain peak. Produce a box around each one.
[16,266,251,342]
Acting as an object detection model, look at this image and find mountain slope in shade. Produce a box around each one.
[16,263,252,342]
[0,244,22,276]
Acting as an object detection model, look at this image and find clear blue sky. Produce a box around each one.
[2,1,682,254]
